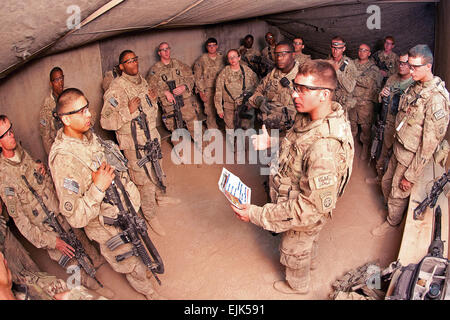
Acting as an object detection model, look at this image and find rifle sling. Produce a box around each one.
[224,65,246,102]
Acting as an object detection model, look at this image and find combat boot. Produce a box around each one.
[371,221,395,237]
[273,280,309,295]
[360,144,369,161]
[147,216,166,236]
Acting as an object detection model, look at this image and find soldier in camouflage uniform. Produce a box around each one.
[373,45,450,236]
[261,32,277,63]
[232,60,354,294]
[328,37,358,115]
[102,50,170,237]
[292,37,311,67]
[49,88,163,299]
[372,36,399,83]
[39,67,65,156]
[215,49,259,130]
[0,211,106,300]
[238,34,261,73]
[365,53,414,186]
[193,38,225,130]
[0,115,111,298]
[148,42,200,145]
[349,44,383,160]
[248,42,299,134]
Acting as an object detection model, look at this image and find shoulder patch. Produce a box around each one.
[320,191,334,211]
[433,109,446,121]
[64,201,73,212]
[313,174,337,190]
[63,178,79,194]
[4,187,15,197]
[109,97,119,108]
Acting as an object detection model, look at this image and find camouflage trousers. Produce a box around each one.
[123,149,159,222]
[381,155,410,226]
[202,88,219,129]
[223,101,236,130]
[279,217,327,291]
[162,96,201,143]
[348,101,374,145]
[375,120,395,179]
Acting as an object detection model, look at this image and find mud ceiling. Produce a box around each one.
[0,0,440,79]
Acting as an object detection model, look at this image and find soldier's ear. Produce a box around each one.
[119,63,124,72]
[61,115,71,126]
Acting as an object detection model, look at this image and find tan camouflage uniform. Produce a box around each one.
[381,76,449,226]
[48,129,158,299]
[329,55,358,114]
[101,73,162,223]
[39,91,63,156]
[0,144,104,291]
[193,53,226,129]
[248,102,354,291]
[248,60,301,132]
[214,64,258,129]
[0,214,106,300]
[375,74,414,182]
[372,50,399,79]
[293,52,311,67]
[349,60,382,145]
[261,45,276,62]
[147,58,199,140]
[239,45,261,70]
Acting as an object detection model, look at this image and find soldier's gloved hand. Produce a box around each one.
[128,97,141,113]
[92,162,115,192]
[260,102,275,115]
[254,96,265,107]
[55,238,76,258]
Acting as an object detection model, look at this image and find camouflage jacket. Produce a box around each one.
[394,76,450,183]
[214,64,259,113]
[193,53,225,93]
[372,50,399,79]
[294,52,311,67]
[147,58,195,109]
[248,102,354,233]
[39,90,63,156]
[352,60,382,103]
[329,55,358,110]
[261,45,276,62]
[248,60,300,116]
[238,45,261,66]
[0,144,60,254]
[380,74,414,124]
[101,73,160,152]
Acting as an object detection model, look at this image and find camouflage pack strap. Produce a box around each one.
[224,65,246,102]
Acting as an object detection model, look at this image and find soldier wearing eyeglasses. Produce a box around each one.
[261,32,277,62]
[147,42,200,145]
[365,53,414,186]
[0,114,111,298]
[372,44,450,236]
[349,43,383,161]
[328,36,358,114]
[39,67,65,156]
[232,60,354,295]
[101,50,174,237]
[248,42,300,133]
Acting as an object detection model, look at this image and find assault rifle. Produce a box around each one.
[104,175,164,285]
[414,169,450,220]
[165,80,185,129]
[428,205,444,258]
[132,106,166,193]
[20,175,103,287]
[372,51,389,84]
[234,90,253,129]
[370,95,389,161]
[280,77,294,130]
[251,55,274,78]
